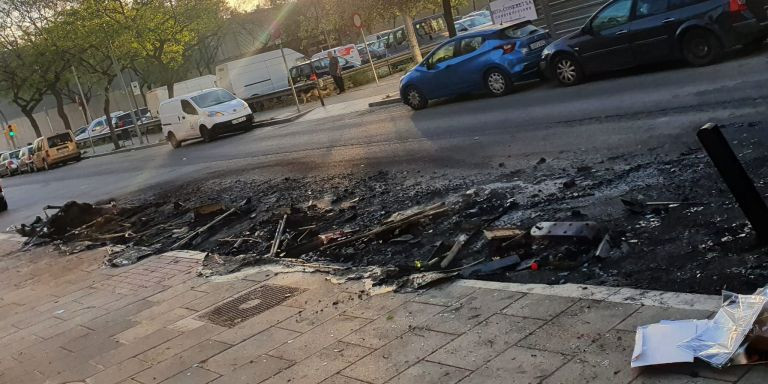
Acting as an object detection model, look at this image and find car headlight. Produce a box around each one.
[207,111,225,118]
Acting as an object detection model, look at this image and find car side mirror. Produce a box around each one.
[581,24,592,35]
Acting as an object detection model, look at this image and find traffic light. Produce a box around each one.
[7,124,16,138]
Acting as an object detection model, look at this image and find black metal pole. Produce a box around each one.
[697,123,768,243]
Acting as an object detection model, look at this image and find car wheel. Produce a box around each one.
[485,69,511,97]
[167,132,181,149]
[200,126,213,143]
[682,29,722,66]
[0,199,7,212]
[553,55,583,86]
[404,86,428,110]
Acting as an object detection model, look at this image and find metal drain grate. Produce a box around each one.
[198,284,306,327]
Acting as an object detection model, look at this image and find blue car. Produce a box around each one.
[400,22,551,110]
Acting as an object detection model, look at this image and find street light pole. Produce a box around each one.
[359,27,380,86]
[109,43,144,144]
[279,40,301,114]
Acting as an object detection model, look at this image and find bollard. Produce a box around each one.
[697,123,768,243]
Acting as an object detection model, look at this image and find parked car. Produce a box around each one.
[455,16,493,34]
[540,0,768,86]
[32,131,81,170]
[312,44,364,66]
[76,112,124,141]
[0,181,7,212]
[0,153,7,177]
[357,40,388,63]
[400,22,551,110]
[467,10,492,20]
[380,14,450,56]
[290,56,358,85]
[0,150,21,177]
[160,88,253,149]
[18,145,36,173]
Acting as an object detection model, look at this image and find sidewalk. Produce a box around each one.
[258,73,403,124]
[0,235,762,384]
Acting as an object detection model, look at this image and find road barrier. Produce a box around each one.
[76,119,163,150]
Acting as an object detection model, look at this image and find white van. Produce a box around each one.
[159,88,253,149]
[216,49,305,100]
[311,44,363,66]
[147,75,218,118]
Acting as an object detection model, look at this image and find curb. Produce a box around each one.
[253,108,315,128]
[368,97,402,108]
[455,279,721,311]
[83,141,168,159]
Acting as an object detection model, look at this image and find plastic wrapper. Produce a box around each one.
[678,292,767,368]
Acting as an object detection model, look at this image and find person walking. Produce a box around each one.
[327,51,345,94]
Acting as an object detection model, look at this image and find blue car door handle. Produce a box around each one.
[661,17,676,24]
[615,29,628,36]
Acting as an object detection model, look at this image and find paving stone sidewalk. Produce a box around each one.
[0,235,765,384]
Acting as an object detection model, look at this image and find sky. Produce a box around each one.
[227,0,266,11]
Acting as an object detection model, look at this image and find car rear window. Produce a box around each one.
[501,22,541,38]
[47,133,73,148]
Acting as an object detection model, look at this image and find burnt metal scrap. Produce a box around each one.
[12,121,768,295]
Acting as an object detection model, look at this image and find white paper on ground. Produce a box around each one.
[631,319,710,368]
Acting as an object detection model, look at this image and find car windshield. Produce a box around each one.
[461,17,487,29]
[191,89,236,108]
[502,22,540,38]
[47,133,73,148]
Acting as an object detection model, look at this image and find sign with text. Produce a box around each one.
[490,0,538,25]
[131,81,141,96]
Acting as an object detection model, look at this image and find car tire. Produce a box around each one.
[404,86,428,110]
[0,199,7,212]
[168,132,181,149]
[553,55,583,86]
[682,29,722,66]
[200,126,213,143]
[485,69,512,97]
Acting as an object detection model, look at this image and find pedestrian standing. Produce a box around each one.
[327,51,346,94]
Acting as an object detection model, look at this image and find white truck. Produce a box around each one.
[216,49,309,110]
[146,75,219,118]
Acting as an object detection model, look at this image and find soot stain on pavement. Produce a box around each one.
[18,122,768,295]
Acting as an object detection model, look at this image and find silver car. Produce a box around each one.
[0,149,21,177]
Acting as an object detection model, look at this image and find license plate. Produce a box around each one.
[530,40,547,50]
[231,117,246,124]
[57,148,68,153]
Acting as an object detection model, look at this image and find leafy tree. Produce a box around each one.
[56,0,134,150]
[126,0,230,97]
[370,0,468,63]
[0,0,73,137]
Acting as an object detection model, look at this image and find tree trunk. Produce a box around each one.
[51,88,72,131]
[103,84,120,150]
[166,83,175,99]
[443,0,457,38]
[403,13,423,63]
[20,108,42,138]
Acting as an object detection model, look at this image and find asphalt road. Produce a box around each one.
[2,49,767,229]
